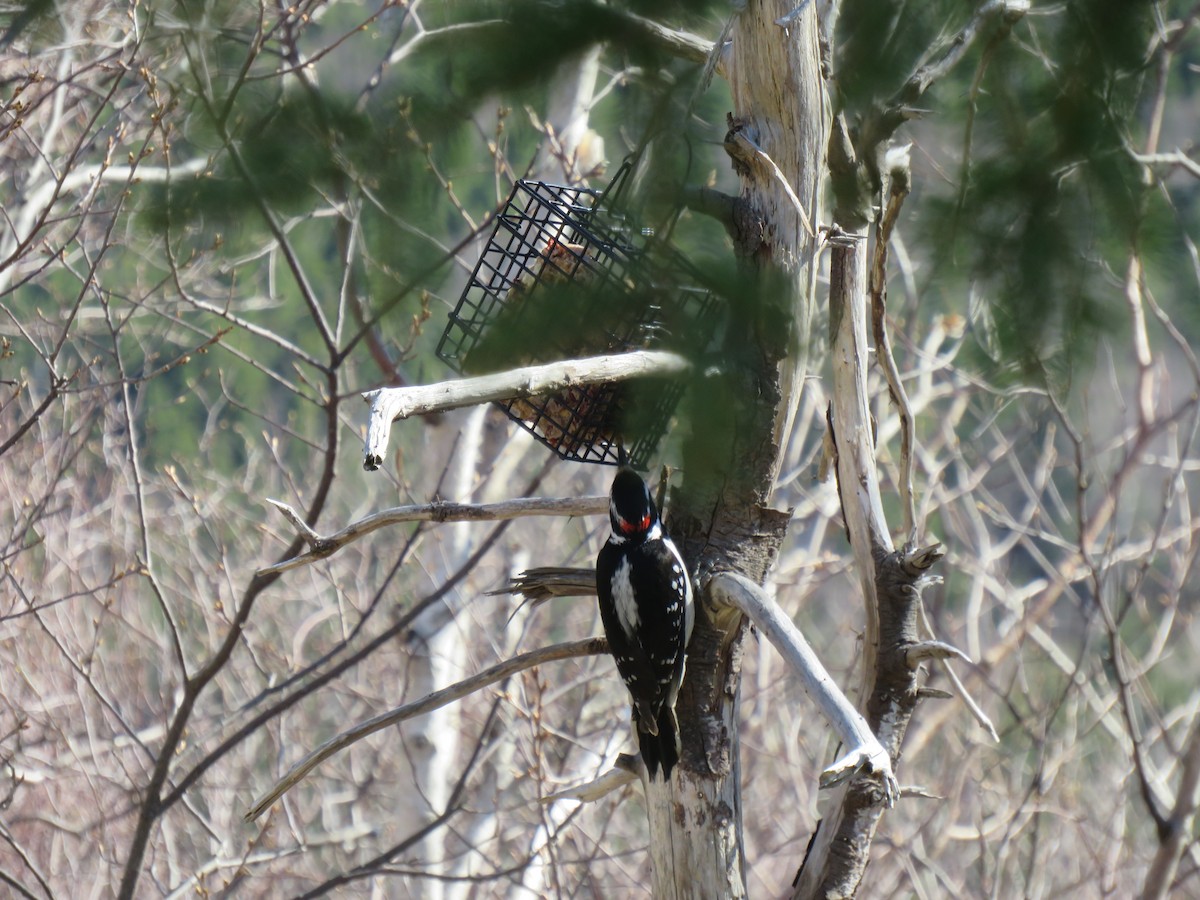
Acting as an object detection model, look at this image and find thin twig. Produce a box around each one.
[917,603,999,742]
[260,497,608,576]
[1130,150,1200,180]
[727,130,815,237]
[244,638,608,821]
[858,0,1030,155]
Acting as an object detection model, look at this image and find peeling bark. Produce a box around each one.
[644,2,828,894]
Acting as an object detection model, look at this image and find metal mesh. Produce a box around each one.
[436,175,715,468]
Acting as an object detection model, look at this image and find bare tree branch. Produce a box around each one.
[541,756,639,803]
[706,571,898,803]
[1142,717,1200,900]
[856,0,1030,160]
[361,350,690,469]
[1130,149,1200,180]
[917,603,999,742]
[245,637,608,822]
[615,8,720,71]
[725,128,815,237]
[260,497,608,576]
[869,144,916,542]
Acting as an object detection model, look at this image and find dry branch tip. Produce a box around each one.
[915,687,955,700]
[266,498,321,546]
[540,759,638,804]
[906,640,970,667]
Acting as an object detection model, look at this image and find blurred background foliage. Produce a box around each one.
[841,0,1186,378]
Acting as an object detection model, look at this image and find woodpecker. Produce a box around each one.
[596,467,694,780]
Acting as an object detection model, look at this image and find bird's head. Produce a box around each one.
[608,467,660,541]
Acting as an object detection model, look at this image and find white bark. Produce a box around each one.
[792,231,896,900]
[641,3,829,896]
[829,230,895,690]
[535,45,604,182]
[361,349,690,469]
[647,775,747,899]
[707,572,896,799]
[727,2,827,489]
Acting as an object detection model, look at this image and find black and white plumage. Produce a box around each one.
[596,467,694,780]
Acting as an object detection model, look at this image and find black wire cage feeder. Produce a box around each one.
[436,162,717,468]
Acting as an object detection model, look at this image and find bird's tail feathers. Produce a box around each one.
[635,699,660,737]
[637,706,680,781]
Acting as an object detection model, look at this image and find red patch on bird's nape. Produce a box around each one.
[620,514,651,534]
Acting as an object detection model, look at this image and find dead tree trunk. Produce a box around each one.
[644,2,827,896]
[790,1,1029,889]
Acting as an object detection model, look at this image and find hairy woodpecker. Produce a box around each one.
[596,467,694,780]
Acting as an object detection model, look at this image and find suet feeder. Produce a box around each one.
[436,163,716,468]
